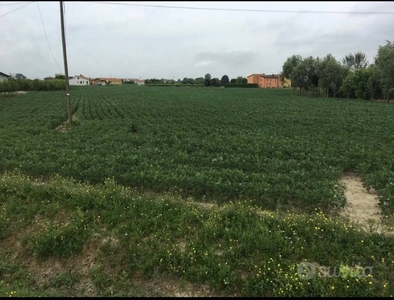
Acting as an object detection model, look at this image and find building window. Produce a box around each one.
[77,81,79,84]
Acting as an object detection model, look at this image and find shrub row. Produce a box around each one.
[0,78,66,93]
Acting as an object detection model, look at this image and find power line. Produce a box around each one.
[0,2,30,7]
[37,2,62,73]
[0,1,34,18]
[84,1,394,15]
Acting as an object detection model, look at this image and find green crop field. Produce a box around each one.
[1,85,394,212]
[1,86,394,297]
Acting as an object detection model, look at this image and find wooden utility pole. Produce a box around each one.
[60,1,72,127]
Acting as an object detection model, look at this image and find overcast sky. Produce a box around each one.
[1,1,394,80]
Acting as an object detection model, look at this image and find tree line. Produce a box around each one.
[0,73,66,94]
[144,74,247,86]
[282,40,394,101]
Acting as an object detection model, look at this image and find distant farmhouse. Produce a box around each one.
[247,73,291,88]
[91,77,123,85]
[0,71,11,82]
[102,78,122,85]
[69,75,90,86]
[43,74,146,86]
[90,78,107,86]
[128,78,145,86]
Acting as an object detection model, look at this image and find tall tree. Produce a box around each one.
[376,40,394,101]
[342,52,369,72]
[354,52,369,70]
[367,64,382,101]
[55,73,66,80]
[14,73,27,80]
[341,72,355,99]
[236,76,245,84]
[353,68,373,100]
[307,57,320,96]
[291,63,306,95]
[293,56,318,96]
[210,78,220,87]
[182,78,195,85]
[204,73,211,86]
[282,55,303,94]
[317,54,343,98]
[327,61,343,98]
[195,77,205,85]
[221,75,229,85]
[317,55,331,97]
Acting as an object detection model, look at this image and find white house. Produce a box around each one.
[134,79,145,86]
[129,78,145,86]
[69,75,90,86]
[0,72,11,82]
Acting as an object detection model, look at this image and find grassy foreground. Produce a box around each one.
[0,171,393,297]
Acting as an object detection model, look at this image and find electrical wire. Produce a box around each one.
[84,1,394,15]
[0,1,34,18]
[0,2,30,7]
[37,2,62,73]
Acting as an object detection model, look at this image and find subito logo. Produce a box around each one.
[297,262,316,280]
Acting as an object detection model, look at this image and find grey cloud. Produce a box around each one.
[1,1,394,80]
[195,50,258,67]
[275,32,355,48]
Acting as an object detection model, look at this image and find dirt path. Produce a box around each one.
[0,91,28,96]
[339,174,385,233]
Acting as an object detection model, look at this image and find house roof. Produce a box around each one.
[74,74,90,80]
[247,74,262,77]
[262,74,280,78]
[98,77,123,83]
[0,72,10,78]
[247,73,280,78]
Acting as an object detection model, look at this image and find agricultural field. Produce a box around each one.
[1,86,394,212]
[1,85,394,296]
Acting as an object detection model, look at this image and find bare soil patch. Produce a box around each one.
[339,174,388,234]
[132,273,223,297]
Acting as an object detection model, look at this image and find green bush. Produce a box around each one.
[0,78,65,93]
